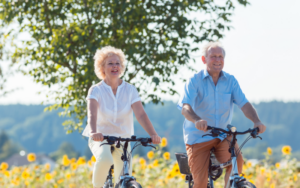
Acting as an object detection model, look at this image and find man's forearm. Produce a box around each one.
[181,104,201,123]
[241,102,261,124]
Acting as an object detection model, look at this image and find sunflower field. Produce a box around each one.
[0,138,299,188]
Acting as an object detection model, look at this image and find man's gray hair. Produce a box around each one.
[201,42,226,57]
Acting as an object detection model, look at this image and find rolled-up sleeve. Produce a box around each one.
[232,77,248,108]
[177,77,198,110]
[131,86,141,105]
[86,86,100,102]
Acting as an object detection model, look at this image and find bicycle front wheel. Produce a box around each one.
[126,180,142,188]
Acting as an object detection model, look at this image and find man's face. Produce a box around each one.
[202,47,224,75]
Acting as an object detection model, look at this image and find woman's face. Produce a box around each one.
[103,54,122,79]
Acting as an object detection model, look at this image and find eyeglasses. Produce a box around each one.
[106,62,121,67]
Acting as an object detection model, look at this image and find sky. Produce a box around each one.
[0,0,300,105]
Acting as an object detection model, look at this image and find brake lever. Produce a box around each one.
[116,139,121,148]
[145,145,157,149]
[257,136,262,140]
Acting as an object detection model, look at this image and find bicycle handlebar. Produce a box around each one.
[103,135,152,146]
[206,125,260,138]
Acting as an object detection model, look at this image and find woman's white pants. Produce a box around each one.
[88,138,132,188]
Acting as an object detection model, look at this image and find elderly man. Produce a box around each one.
[177,42,266,188]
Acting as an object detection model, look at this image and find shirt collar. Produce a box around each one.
[202,69,210,80]
[202,69,227,80]
[102,80,124,89]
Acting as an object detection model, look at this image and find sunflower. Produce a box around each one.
[249,179,254,184]
[21,171,30,179]
[267,147,272,155]
[0,162,9,171]
[25,181,29,186]
[27,153,36,162]
[153,159,159,167]
[161,137,168,147]
[71,163,78,171]
[65,173,71,179]
[172,163,180,175]
[139,158,146,166]
[91,156,96,162]
[4,171,10,177]
[44,163,51,171]
[147,164,153,169]
[62,157,70,166]
[282,145,292,155]
[57,178,64,184]
[77,157,86,165]
[147,151,154,159]
[166,171,173,179]
[246,161,252,168]
[260,167,266,175]
[294,174,298,181]
[45,173,52,181]
[163,152,170,160]
[70,158,76,163]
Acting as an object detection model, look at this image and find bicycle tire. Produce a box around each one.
[126,180,142,188]
[236,181,256,188]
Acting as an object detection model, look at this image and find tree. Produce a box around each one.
[0,66,5,97]
[0,0,249,133]
[0,131,21,162]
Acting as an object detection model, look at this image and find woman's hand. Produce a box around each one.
[90,132,104,141]
[151,134,161,144]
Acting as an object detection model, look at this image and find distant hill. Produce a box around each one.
[0,101,300,160]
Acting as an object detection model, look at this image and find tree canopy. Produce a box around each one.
[0,0,249,133]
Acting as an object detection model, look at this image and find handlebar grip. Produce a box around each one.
[148,138,152,143]
[207,125,212,130]
[103,136,108,139]
[251,127,259,138]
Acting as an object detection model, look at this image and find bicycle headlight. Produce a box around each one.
[230,126,237,133]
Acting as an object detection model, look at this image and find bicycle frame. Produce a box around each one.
[210,134,245,188]
[102,136,155,188]
[226,134,244,188]
[117,141,136,188]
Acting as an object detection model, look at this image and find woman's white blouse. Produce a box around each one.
[82,81,141,138]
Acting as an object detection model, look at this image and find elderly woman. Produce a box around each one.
[82,46,161,188]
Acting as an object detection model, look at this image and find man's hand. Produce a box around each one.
[150,134,161,144]
[90,132,104,141]
[195,119,208,132]
[254,122,266,134]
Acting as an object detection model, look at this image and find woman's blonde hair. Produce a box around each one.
[93,46,126,79]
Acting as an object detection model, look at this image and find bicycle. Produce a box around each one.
[175,124,262,188]
[101,135,156,188]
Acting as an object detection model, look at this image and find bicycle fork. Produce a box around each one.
[226,156,241,188]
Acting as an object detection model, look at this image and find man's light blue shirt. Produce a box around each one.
[177,69,248,145]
